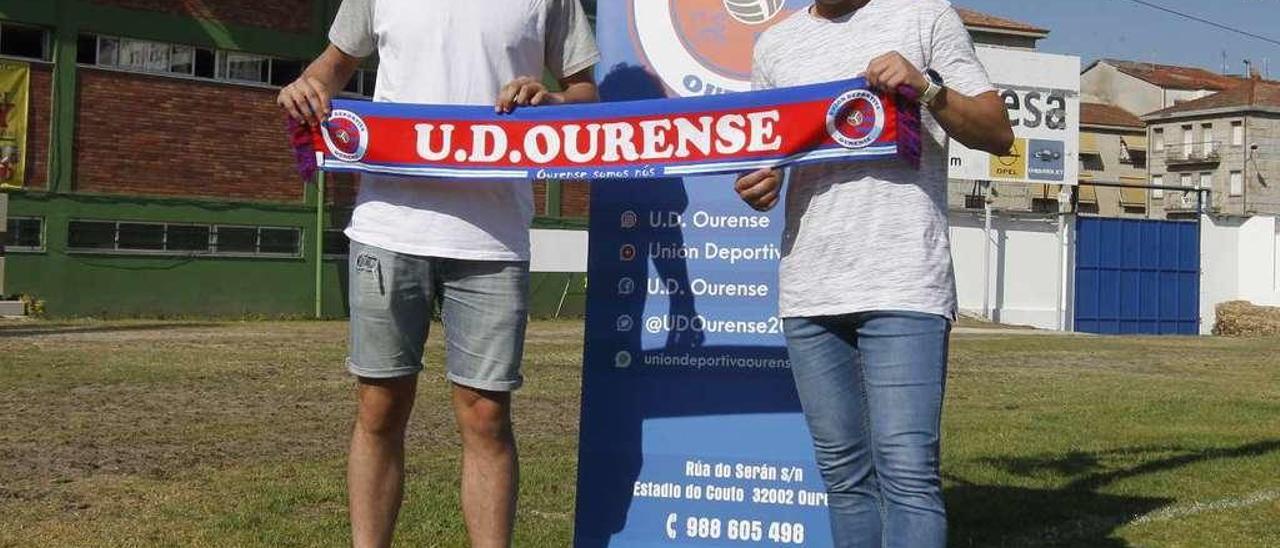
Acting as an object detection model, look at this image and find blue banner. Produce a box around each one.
[573,1,834,546]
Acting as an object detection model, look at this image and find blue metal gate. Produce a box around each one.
[1074,218,1200,335]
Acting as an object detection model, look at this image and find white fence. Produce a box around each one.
[531,214,1280,335]
[1200,215,1280,334]
[950,212,1070,330]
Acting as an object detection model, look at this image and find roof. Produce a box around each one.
[1098,59,1246,91]
[1145,78,1280,119]
[1081,102,1145,129]
[954,7,1049,36]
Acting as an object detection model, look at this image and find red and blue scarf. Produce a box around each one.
[288,78,920,181]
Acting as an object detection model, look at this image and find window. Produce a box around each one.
[88,35,213,78]
[1031,198,1059,213]
[1230,171,1243,196]
[116,222,165,250]
[1182,125,1194,159]
[1078,202,1099,214]
[1232,121,1244,147]
[269,58,304,87]
[75,33,371,96]
[964,194,985,210]
[117,38,170,72]
[0,23,49,60]
[212,225,301,256]
[1131,151,1147,170]
[170,44,194,75]
[1153,128,1165,152]
[258,227,300,255]
[214,226,257,253]
[68,220,117,250]
[3,216,43,251]
[323,229,350,257]
[220,51,269,83]
[167,225,211,252]
[76,34,97,64]
[1200,172,1212,190]
[194,48,216,78]
[1181,173,1192,188]
[1123,205,1147,215]
[1201,123,1214,156]
[66,221,301,256]
[1152,175,1164,199]
[1080,153,1105,171]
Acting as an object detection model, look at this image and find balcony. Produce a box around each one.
[1165,141,1222,166]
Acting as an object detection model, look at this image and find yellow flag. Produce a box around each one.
[0,60,30,189]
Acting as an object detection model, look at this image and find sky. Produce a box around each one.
[956,0,1280,76]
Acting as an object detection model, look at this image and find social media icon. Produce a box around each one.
[616,315,634,332]
[620,210,638,229]
[618,277,636,295]
[614,351,633,369]
[620,244,637,261]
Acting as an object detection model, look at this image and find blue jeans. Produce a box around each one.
[783,311,951,548]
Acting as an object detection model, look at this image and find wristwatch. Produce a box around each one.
[920,68,945,108]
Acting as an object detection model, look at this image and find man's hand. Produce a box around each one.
[864,52,929,96]
[735,168,782,212]
[496,76,562,113]
[278,74,334,127]
[275,45,361,126]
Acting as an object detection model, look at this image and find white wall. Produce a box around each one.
[1199,215,1280,334]
[529,229,589,272]
[951,212,1069,330]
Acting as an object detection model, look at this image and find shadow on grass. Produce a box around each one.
[0,322,225,338]
[947,440,1280,547]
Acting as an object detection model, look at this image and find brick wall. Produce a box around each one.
[23,64,51,189]
[75,69,303,202]
[326,173,359,206]
[533,181,547,216]
[90,0,315,34]
[561,182,589,217]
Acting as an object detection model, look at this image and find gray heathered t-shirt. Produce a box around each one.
[752,0,995,319]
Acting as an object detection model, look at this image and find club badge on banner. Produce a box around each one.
[0,60,30,189]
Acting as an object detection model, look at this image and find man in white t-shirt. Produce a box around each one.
[277,1,599,546]
[735,1,1013,546]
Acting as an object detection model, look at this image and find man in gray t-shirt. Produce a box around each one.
[277,1,598,546]
[734,1,1012,546]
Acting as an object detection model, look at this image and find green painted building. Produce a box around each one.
[0,0,591,318]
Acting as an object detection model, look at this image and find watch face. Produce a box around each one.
[926,68,943,86]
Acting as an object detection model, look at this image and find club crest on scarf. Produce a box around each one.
[826,89,886,150]
[322,109,369,162]
[632,0,800,96]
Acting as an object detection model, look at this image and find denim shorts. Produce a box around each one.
[347,240,529,391]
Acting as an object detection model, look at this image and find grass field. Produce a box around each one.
[1,320,1277,547]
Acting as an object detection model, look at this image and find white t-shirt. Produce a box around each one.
[329,0,599,260]
[752,0,995,319]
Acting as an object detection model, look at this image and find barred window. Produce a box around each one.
[3,216,44,251]
[66,220,301,257]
